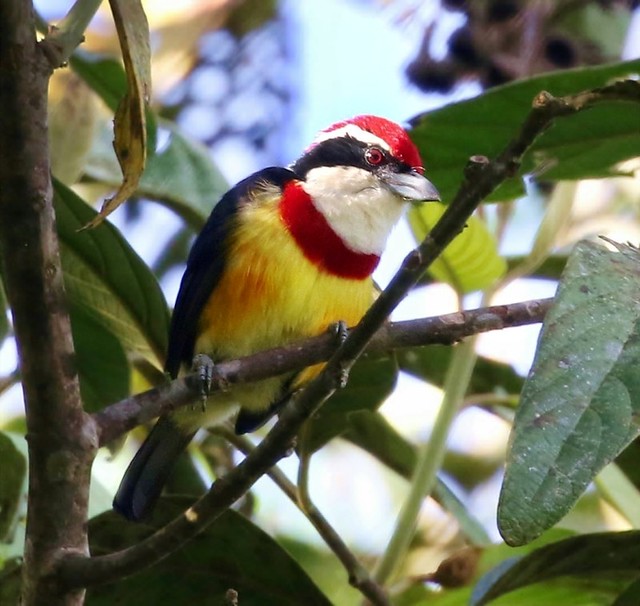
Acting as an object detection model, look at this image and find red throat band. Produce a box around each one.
[279,181,380,280]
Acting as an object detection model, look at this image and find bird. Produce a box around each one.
[113,115,440,521]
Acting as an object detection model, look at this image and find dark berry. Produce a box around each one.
[545,37,576,67]
[487,0,520,22]
[441,0,468,11]
[406,60,457,94]
[448,27,482,68]
[482,63,510,87]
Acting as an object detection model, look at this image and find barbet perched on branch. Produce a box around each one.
[113,115,440,521]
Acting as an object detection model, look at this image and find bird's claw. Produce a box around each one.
[328,321,350,388]
[192,353,215,412]
[328,320,349,345]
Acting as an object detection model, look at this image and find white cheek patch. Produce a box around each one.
[310,124,392,152]
[303,166,406,256]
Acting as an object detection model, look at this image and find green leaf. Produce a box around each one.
[85,119,228,227]
[70,304,130,413]
[301,357,398,454]
[471,531,640,606]
[133,121,228,226]
[0,558,21,605]
[489,577,631,606]
[54,179,170,367]
[86,497,332,606]
[408,202,506,293]
[411,59,640,204]
[345,410,491,546]
[0,432,26,543]
[427,576,625,606]
[276,537,361,606]
[498,240,640,546]
[594,463,640,528]
[614,438,640,489]
[505,254,568,281]
[70,51,127,113]
[613,576,640,606]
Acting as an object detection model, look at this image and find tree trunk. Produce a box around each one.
[0,2,96,604]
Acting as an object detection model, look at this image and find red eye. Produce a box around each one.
[365,147,385,166]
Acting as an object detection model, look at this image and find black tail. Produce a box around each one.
[113,417,195,521]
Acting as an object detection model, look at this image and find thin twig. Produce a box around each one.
[218,428,390,606]
[296,423,314,512]
[39,0,103,69]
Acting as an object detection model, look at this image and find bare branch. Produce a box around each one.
[94,297,553,446]
[39,0,103,69]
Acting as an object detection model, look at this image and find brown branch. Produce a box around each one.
[57,81,640,591]
[94,297,553,446]
[0,2,96,605]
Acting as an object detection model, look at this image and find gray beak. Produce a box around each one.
[383,169,440,202]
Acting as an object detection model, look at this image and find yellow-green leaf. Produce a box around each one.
[408,203,507,294]
[48,70,98,184]
[87,0,151,228]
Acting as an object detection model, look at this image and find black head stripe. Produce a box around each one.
[292,136,368,177]
[292,135,413,179]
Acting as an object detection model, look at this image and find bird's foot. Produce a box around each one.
[191,354,216,412]
[328,320,350,388]
[328,320,349,345]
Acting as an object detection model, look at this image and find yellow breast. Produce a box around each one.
[195,194,375,360]
[174,188,376,429]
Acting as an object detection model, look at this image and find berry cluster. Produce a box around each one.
[407,0,636,93]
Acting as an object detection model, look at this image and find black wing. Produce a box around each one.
[165,167,297,378]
